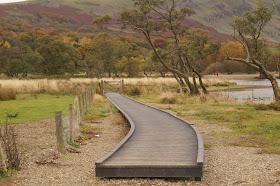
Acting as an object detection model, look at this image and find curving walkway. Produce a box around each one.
[95,93,204,180]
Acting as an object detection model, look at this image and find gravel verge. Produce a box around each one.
[1,111,279,185]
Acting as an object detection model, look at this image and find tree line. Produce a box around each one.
[0,0,279,99]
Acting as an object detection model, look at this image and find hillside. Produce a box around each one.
[0,0,279,42]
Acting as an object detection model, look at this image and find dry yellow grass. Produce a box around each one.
[0,77,229,93]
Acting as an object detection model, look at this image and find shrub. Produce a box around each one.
[0,120,20,169]
[255,101,280,111]
[268,101,280,111]
[128,87,141,96]
[0,89,16,101]
[160,97,176,104]
[255,104,269,111]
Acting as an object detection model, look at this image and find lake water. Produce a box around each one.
[228,79,280,104]
[0,0,28,4]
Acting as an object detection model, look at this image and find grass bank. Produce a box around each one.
[128,91,280,154]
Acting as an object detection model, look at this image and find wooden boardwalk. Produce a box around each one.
[95,93,204,180]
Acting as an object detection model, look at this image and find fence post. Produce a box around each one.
[74,96,80,128]
[79,95,82,122]
[85,91,88,112]
[82,94,85,121]
[228,83,230,98]
[0,141,7,173]
[83,92,87,114]
[0,84,2,89]
[55,111,66,154]
[121,79,124,93]
[69,104,73,142]
[101,80,104,94]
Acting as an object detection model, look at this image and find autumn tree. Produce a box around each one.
[180,28,221,93]
[0,40,43,77]
[119,0,215,94]
[35,35,81,75]
[227,2,280,101]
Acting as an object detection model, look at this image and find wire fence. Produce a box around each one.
[55,84,96,153]
[0,84,97,171]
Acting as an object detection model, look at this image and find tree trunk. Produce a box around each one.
[277,60,280,79]
[173,72,187,93]
[197,74,208,94]
[183,77,195,94]
[270,78,280,101]
[192,73,200,94]
[144,70,148,77]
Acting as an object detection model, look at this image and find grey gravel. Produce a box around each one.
[3,113,279,186]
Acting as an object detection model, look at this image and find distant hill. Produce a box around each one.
[0,0,279,42]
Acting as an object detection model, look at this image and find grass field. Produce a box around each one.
[129,92,280,154]
[0,93,74,124]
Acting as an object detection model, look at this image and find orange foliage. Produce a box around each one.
[32,30,46,36]
[219,41,244,62]
[49,31,58,36]
[153,38,168,49]
[78,42,94,57]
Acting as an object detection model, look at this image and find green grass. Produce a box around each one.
[0,93,74,124]
[269,48,280,55]
[131,93,280,154]
[84,95,118,120]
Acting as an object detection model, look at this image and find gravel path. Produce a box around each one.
[1,112,279,185]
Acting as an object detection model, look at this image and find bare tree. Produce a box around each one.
[226,2,280,101]
[119,0,217,94]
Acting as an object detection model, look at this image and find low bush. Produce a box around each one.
[127,87,141,96]
[255,101,280,111]
[0,89,16,101]
[160,97,176,104]
[268,101,280,111]
[255,104,269,111]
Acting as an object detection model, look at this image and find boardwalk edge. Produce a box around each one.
[122,94,204,167]
[95,94,136,166]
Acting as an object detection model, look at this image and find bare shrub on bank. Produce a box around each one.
[0,120,20,169]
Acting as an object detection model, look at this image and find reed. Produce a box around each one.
[0,77,230,94]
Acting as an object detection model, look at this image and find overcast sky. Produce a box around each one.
[0,0,28,3]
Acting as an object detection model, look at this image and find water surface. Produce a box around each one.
[228,79,280,104]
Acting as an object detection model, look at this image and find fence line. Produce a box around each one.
[55,84,96,154]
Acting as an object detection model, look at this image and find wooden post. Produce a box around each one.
[74,97,80,128]
[101,80,104,94]
[78,95,83,122]
[252,88,254,100]
[55,111,65,154]
[22,84,24,93]
[121,79,124,93]
[69,104,73,142]
[82,94,85,120]
[228,83,230,98]
[0,84,2,89]
[85,91,88,112]
[0,141,7,173]
[83,93,86,113]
